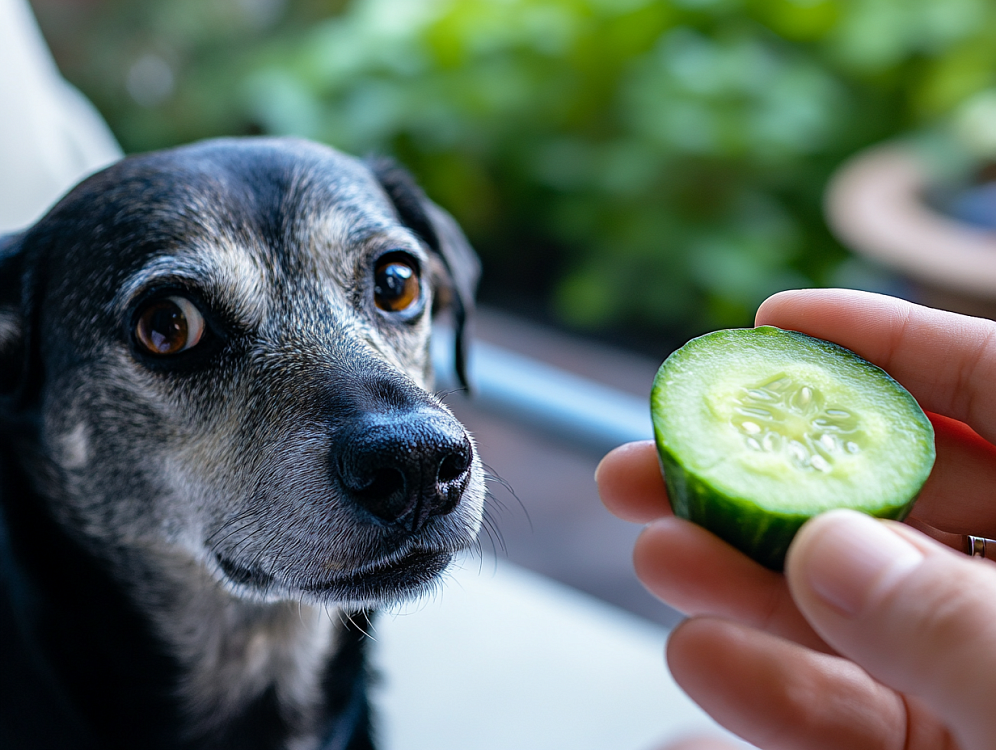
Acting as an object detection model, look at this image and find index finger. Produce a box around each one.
[595,441,672,523]
[756,289,996,445]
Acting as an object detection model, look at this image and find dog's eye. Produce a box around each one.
[374,258,420,313]
[134,296,205,355]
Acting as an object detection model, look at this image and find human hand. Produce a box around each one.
[597,289,996,750]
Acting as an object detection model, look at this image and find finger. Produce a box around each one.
[595,441,672,523]
[666,617,953,750]
[906,412,996,539]
[634,517,828,652]
[755,289,996,444]
[786,510,996,750]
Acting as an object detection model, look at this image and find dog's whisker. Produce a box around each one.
[480,488,516,536]
[483,514,507,557]
[266,524,297,571]
[204,507,263,546]
[225,525,268,559]
[206,519,258,552]
[295,595,307,627]
[481,462,514,491]
[433,386,467,400]
[246,528,284,576]
[481,464,531,533]
[341,610,377,642]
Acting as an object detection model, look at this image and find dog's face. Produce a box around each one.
[0,137,484,608]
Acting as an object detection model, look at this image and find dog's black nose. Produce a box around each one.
[335,411,473,532]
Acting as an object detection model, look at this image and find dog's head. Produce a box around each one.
[0,137,484,607]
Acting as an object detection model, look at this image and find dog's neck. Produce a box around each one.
[0,453,372,750]
[128,545,338,746]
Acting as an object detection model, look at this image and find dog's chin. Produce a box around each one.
[214,548,454,606]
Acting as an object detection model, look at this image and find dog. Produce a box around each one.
[0,137,485,749]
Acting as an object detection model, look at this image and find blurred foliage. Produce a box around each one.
[32,0,996,346]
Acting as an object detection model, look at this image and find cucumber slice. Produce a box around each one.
[650,326,935,571]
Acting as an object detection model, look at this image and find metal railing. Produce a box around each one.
[433,326,653,454]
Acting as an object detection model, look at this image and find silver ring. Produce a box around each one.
[965,536,992,559]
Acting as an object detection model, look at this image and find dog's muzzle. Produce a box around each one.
[333,408,473,533]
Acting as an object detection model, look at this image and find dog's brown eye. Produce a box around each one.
[135,296,205,355]
[374,259,420,313]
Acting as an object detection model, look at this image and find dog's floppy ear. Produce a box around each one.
[0,233,29,399]
[368,158,480,391]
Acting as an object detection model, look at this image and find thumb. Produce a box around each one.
[785,509,996,750]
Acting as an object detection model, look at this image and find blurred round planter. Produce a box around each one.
[826,134,996,320]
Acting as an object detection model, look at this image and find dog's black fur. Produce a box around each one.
[0,138,484,749]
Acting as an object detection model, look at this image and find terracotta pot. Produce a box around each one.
[826,143,996,320]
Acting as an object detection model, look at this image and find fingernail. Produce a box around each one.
[802,510,924,617]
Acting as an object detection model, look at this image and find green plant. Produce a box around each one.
[32,0,996,344]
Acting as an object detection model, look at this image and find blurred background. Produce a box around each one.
[26,0,996,626]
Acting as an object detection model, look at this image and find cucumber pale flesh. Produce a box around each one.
[651,326,936,571]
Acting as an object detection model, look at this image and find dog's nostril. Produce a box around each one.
[352,467,409,522]
[358,467,405,498]
[437,449,470,484]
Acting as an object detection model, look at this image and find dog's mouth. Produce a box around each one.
[215,548,453,603]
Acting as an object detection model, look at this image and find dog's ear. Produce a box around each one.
[0,233,28,398]
[368,158,480,391]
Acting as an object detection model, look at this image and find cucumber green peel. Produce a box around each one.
[651,326,935,571]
